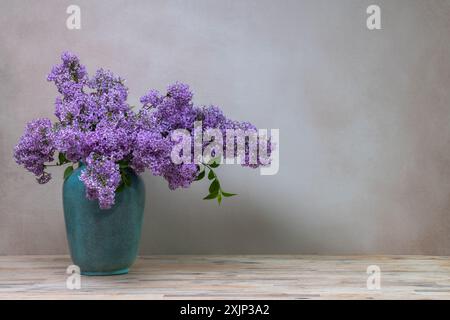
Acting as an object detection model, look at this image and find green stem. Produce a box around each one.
[202,163,216,177]
[44,163,62,167]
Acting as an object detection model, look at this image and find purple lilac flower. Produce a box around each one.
[167,82,193,103]
[15,52,273,208]
[13,118,55,184]
[53,125,87,162]
[89,68,129,114]
[47,51,88,100]
[163,163,198,190]
[49,52,135,161]
[134,83,199,188]
[131,130,173,174]
[79,154,121,209]
[135,82,271,190]
[140,89,161,107]
[86,122,135,162]
[47,52,136,209]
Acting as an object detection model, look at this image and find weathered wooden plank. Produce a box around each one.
[0,255,449,299]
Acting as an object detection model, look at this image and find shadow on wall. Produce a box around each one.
[138,171,329,255]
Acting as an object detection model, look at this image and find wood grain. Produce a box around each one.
[0,255,449,299]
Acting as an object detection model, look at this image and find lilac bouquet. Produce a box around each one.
[14,52,271,209]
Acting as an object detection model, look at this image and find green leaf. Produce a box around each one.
[209,179,220,194]
[210,160,220,168]
[208,170,215,180]
[58,153,68,165]
[116,183,125,193]
[121,172,131,186]
[118,160,129,168]
[203,192,218,200]
[208,156,221,165]
[194,170,205,181]
[217,193,222,205]
[63,166,74,180]
[222,191,237,197]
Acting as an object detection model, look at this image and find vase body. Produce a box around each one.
[63,165,145,276]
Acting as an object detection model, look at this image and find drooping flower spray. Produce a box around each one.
[14,52,272,209]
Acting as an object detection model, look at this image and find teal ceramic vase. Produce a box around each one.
[63,164,145,276]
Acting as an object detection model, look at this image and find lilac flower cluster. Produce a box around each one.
[134,82,272,189]
[14,52,271,209]
[133,83,200,189]
[13,118,55,184]
[79,154,121,209]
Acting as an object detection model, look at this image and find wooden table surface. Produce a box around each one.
[0,255,449,299]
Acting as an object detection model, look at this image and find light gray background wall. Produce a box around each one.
[1,0,450,255]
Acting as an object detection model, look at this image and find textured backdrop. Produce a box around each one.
[1,0,450,255]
